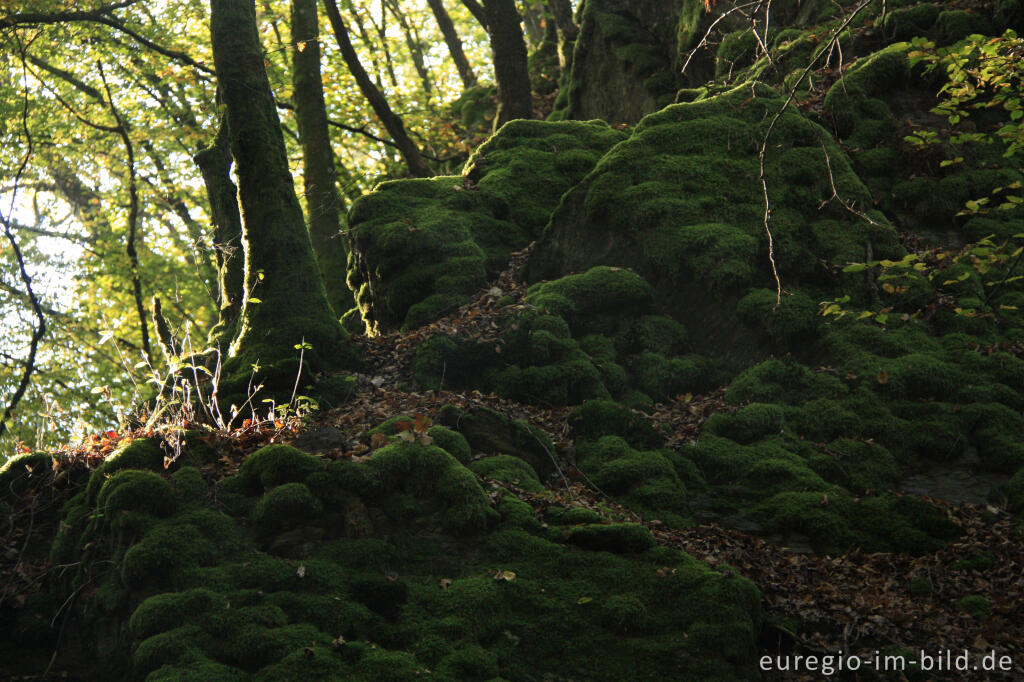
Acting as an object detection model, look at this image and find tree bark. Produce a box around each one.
[461,0,488,30]
[208,0,351,372]
[482,0,532,128]
[291,0,353,316]
[322,0,430,177]
[547,0,577,73]
[194,118,244,341]
[427,0,477,89]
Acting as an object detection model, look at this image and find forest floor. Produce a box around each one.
[3,247,1022,680]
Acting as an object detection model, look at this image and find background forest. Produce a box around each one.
[0,0,500,453]
[2,0,1024,679]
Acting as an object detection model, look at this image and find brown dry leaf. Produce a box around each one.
[370,433,388,450]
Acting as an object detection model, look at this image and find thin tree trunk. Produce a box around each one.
[427,0,477,89]
[547,0,577,73]
[208,0,349,370]
[482,0,532,127]
[384,0,434,98]
[99,62,151,363]
[193,118,244,341]
[323,0,430,177]
[291,0,352,316]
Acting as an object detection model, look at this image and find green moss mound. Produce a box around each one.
[348,120,625,333]
[44,415,762,681]
[529,83,900,361]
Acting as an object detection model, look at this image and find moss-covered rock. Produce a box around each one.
[565,523,657,554]
[97,470,176,517]
[348,120,625,333]
[470,455,543,492]
[530,83,900,361]
[235,445,324,494]
[441,406,558,479]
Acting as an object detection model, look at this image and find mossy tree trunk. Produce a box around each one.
[291,0,353,317]
[208,0,354,376]
[427,0,477,89]
[322,0,430,177]
[194,118,244,343]
[482,0,532,128]
[547,0,577,73]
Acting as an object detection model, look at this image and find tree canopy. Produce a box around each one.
[0,0,499,451]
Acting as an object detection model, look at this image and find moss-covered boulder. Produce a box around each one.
[347,120,625,333]
[530,83,901,361]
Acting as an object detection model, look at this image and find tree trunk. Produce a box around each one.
[291,0,353,317]
[194,118,244,342]
[482,0,532,128]
[427,0,477,89]
[323,0,430,177]
[547,0,577,73]
[461,0,488,30]
[208,0,353,375]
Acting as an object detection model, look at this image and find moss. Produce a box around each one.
[171,466,208,505]
[736,288,820,343]
[526,267,655,335]
[628,352,716,403]
[615,315,688,356]
[436,645,499,681]
[411,334,498,391]
[715,30,758,80]
[743,456,830,496]
[121,512,235,589]
[236,445,324,493]
[787,398,862,442]
[349,577,408,621]
[349,121,625,333]
[426,425,472,464]
[934,11,993,45]
[705,403,785,445]
[530,83,900,360]
[444,406,558,479]
[565,523,657,554]
[130,588,227,639]
[464,119,627,236]
[470,455,543,492]
[576,437,688,520]
[86,438,165,504]
[132,624,203,675]
[97,470,176,517]
[354,648,425,680]
[1008,467,1024,513]
[253,647,348,681]
[494,493,542,530]
[726,357,847,405]
[882,4,940,41]
[251,482,323,534]
[908,576,932,597]
[570,400,663,450]
[545,506,607,525]
[952,551,995,572]
[688,434,759,484]
[0,452,55,494]
[957,595,991,621]
[364,441,494,532]
[829,438,900,493]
